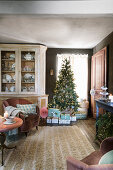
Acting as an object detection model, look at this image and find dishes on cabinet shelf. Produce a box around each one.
[23,73,35,82]
[21,85,35,92]
[11,63,15,71]
[2,74,15,83]
[9,54,15,60]
[2,79,7,83]
[10,86,15,92]
[5,86,9,92]
[22,66,35,72]
[28,86,35,92]
[21,86,27,92]
[24,53,34,60]
[4,74,12,82]
[24,73,32,79]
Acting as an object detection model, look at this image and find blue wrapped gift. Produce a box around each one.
[75,113,87,119]
[48,108,60,118]
[61,113,70,120]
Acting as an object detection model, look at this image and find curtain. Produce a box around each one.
[57,54,88,100]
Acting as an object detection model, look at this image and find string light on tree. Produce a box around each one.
[48,58,79,112]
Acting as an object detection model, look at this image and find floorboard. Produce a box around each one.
[75,118,99,150]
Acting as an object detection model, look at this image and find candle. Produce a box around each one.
[4,111,9,118]
[109,94,113,102]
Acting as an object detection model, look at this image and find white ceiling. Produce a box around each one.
[0,1,113,49]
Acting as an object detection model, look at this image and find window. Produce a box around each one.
[57,54,88,100]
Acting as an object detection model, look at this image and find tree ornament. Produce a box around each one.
[48,58,79,112]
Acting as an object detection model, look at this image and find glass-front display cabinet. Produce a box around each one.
[0,49,18,93]
[0,44,47,95]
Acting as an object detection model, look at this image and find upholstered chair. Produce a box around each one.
[67,137,113,170]
[3,98,40,136]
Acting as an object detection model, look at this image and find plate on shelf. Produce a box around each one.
[10,86,15,92]
[24,73,32,79]
[4,121,16,125]
[4,74,12,82]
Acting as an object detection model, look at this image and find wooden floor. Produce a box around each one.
[75,118,99,150]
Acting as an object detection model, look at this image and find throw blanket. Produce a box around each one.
[5,106,22,117]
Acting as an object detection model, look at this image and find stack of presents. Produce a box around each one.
[47,100,89,125]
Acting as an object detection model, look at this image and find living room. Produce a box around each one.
[0,0,113,169]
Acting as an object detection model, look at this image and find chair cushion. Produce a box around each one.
[16,104,37,114]
[99,150,113,165]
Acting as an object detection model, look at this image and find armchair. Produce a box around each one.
[67,137,113,170]
[3,98,40,136]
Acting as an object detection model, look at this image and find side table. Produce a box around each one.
[0,117,23,166]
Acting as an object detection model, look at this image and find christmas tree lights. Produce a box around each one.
[48,58,79,112]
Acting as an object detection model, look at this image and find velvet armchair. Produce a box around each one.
[67,137,113,170]
[3,98,40,136]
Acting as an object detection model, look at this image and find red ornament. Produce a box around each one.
[40,107,48,118]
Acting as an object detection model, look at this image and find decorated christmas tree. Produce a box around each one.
[48,58,79,112]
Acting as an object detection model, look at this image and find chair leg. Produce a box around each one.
[2,146,4,166]
[25,132,28,137]
[36,126,38,130]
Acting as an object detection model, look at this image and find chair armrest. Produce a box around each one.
[67,157,87,170]
[86,164,113,170]
[3,100,9,111]
[100,137,113,154]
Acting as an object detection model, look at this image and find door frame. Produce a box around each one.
[91,47,107,117]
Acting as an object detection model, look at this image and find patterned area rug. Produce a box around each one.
[1,126,95,170]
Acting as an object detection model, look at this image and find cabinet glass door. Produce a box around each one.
[21,51,35,92]
[1,50,16,92]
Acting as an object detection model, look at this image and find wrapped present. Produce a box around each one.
[78,107,88,113]
[47,117,52,124]
[61,108,73,115]
[75,113,87,119]
[52,118,59,124]
[61,113,70,120]
[70,115,76,121]
[79,100,89,108]
[59,119,70,124]
[48,108,60,118]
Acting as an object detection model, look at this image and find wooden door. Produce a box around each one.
[91,47,107,118]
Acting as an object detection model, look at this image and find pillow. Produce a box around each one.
[16,104,37,114]
[99,150,113,165]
